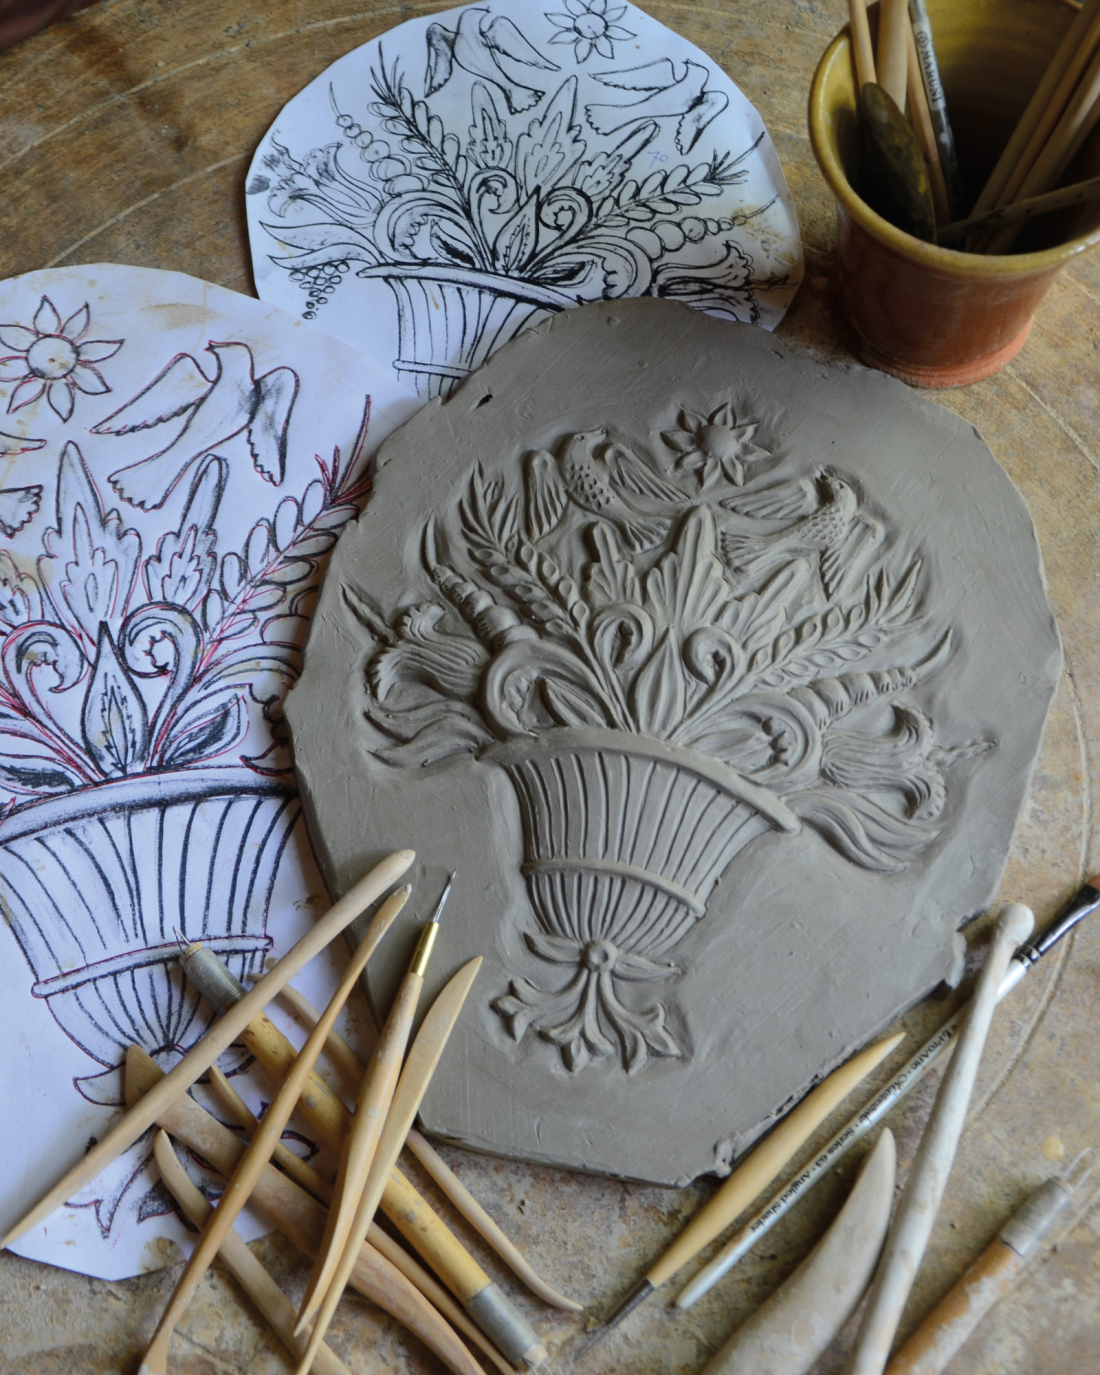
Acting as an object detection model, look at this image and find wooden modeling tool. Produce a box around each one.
[0,848,414,1251]
[937,172,1100,242]
[907,0,960,215]
[296,876,452,1335]
[876,0,909,110]
[271,974,581,1312]
[600,1031,905,1332]
[700,1130,897,1375]
[153,1131,354,1375]
[183,940,539,1365]
[674,877,1100,1302]
[844,902,1036,1375]
[858,82,936,241]
[905,19,950,223]
[848,0,876,89]
[138,884,411,1375]
[972,0,1100,218]
[126,1047,499,1375]
[206,1063,329,1201]
[884,1148,1095,1375]
[294,957,539,1375]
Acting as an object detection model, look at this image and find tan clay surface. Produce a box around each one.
[1,3,1099,1374]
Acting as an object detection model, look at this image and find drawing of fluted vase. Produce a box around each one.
[489,727,800,1074]
[0,767,299,1102]
[357,265,575,399]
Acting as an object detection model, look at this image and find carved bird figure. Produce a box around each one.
[525,429,685,554]
[93,342,299,511]
[425,8,561,114]
[585,59,729,154]
[720,473,874,596]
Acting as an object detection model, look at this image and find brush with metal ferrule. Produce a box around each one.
[296,875,453,1335]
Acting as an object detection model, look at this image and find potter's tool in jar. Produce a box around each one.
[700,1130,897,1375]
[937,172,1100,243]
[127,1046,501,1375]
[876,0,908,109]
[184,927,542,1369]
[844,902,1036,1375]
[265,975,582,1313]
[907,0,960,215]
[293,957,526,1375]
[675,876,1100,1307]
[884,1147,1096,1375]
[153,1131,354,1375]
[0,849,414,1252]
[296,875,452,1334]
[137,884,410,1375]
[599,1031,905,1332]
[848,0,876,89]
[858,82,936,241]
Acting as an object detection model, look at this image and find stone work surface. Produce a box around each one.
[2,2,1100,1373]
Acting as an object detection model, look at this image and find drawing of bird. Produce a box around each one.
[424,7,561,114]
[0,430,45,457]
[525,429,685,554]
[720,473,875,596]
[93,342,299,511]
[585,59,729,154]
[0,486,42,535]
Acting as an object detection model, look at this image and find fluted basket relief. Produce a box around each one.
[0,769,299,1100]
[488,729,799,1071]
[350,429,994,1075]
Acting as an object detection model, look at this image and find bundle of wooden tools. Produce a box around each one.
[0,852,582,1375]
[850,0,1100,248]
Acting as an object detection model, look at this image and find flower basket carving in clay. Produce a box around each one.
[348,423,993,1074]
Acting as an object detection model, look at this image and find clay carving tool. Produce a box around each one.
[876,0,909,110]
[0,848,414,1251]
[849,0,877,89]
[674,877,1100,1303]
[858,81,936,241]
[207,1063,332,1201]
[972,0,1100,220]
[137,883,412,1375]
[296,876,452,1334]
[123,1045,489,1369]
[884,1148,1095,1375]
[153,1131,354,1375]
[844,902,1036,1375]
[700,1129,897,1375]
[600,1031,905,1332]
[295,956,547,1375]
[937,171,1100,243]
[270,974,581,1314]
[907,0,960,216]
[126,1046,503,1375]
[184,939,538,1365]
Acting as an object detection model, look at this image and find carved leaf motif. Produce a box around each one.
[583,521,638,607]
[630,629,686,739]
[643,506,731,634]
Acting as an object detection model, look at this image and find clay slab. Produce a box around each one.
[287,298,1061,1186]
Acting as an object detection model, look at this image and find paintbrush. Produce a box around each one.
[844,903,1036,1375]
[0,848,414,1252]
[295,876,452,1334]
[270,973,581,1313]
[137,883,411,1375]
[126,1046,504,1375]
[675,875,1100,1307]
[153,1131,354,1375]
[597,1031,905,1334]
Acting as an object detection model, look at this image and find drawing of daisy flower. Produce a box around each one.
[0,297,123,422]
[546,0,635,63]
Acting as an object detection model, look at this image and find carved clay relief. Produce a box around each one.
[346,411,993,1074]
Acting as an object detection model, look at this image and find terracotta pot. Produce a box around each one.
[809,0,1100,386]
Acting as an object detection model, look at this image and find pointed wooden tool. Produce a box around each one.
[296,877,452,1334]
[0,849,414,1252]
[153,1132,353,1375]
[137,884,410,1375]
[294,957,492,1375]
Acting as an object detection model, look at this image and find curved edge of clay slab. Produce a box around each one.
[701,1128,897,1375]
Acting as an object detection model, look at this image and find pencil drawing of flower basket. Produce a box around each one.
[0,426,370,1109]
[253,60,787,396]
[346,423,993,1074]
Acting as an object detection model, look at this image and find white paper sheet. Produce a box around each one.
[0,264,415,1280]
[245,0,803,401]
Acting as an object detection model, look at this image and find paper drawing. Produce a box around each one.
[245,0,802,401]
[0,265,413,1282]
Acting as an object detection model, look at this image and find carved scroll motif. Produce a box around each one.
[348,412,993,1073]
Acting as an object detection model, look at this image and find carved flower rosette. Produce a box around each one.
[350,416,991,1074]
